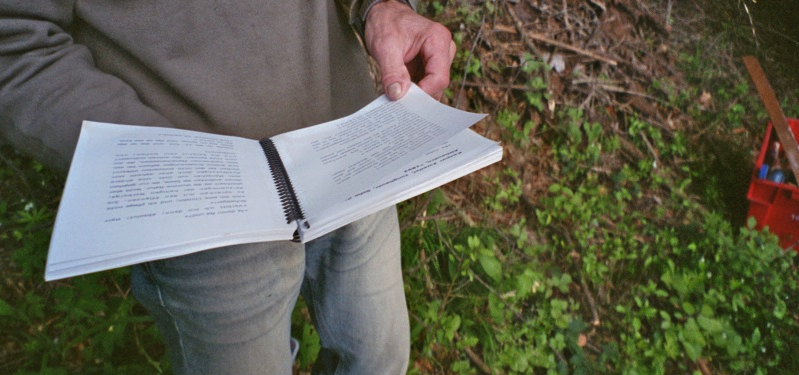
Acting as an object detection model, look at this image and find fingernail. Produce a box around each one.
[387,83,402,100]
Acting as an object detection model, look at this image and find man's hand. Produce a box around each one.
[364,0,456,101]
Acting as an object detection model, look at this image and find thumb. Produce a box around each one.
[372,48,412,101]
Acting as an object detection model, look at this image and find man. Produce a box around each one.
[0,0,454,373]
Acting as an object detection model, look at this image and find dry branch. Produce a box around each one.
[505,2,618,66]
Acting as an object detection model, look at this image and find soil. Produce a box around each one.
[423,0,799,230]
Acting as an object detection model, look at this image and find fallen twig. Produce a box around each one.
[506,2,618,67]
[581,278,601,326]
[455,331,495,375]
[460,81,531,91]
[638,130,662,168]
[456,15,487,109]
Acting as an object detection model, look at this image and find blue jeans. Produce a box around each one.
[131,207,409,374]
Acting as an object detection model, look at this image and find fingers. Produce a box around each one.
[370,42,411,101]
[364,2,455,101]
[417,39,456,100]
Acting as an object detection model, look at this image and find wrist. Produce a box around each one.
[353,0,413,39]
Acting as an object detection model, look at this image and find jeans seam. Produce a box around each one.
[305,280,343,375]
[145,262,189,373]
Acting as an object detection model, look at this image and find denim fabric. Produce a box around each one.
[131,207,408,374]
[302,207,409,374]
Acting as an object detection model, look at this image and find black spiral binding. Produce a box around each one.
[259,138,306,230]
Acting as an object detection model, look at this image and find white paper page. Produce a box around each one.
[301,129,502,242]
[270,85,486,219]
[45,122,295,280]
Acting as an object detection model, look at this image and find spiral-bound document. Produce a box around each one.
[44,86,502,281]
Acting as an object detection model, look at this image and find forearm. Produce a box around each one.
[0,4,171,173]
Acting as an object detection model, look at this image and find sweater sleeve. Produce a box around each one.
[0,2,172,173]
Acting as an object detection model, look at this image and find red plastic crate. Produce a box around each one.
[746,118,799,251]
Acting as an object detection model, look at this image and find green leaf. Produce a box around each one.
[664,330,680,359]
[443,315,461,342]
[697,316,724,333]
[682,301,696,315]
[751,327,762,344]
[774,299,787,319]
[467,235,481,250]
[682,342,702,362]
[487,293,504,322]
[478,250,502,283]
[680,318,707,360]
[515,269,536,298]
[0,298,16,317]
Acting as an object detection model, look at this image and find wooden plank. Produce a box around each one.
[743,55,799,183]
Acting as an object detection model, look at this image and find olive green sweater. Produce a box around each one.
[0,0,394,172]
